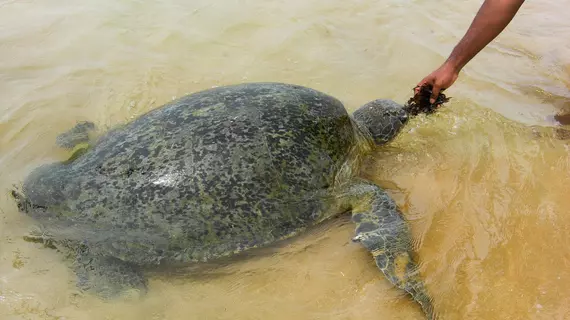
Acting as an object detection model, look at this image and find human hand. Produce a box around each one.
[416,62,459,104]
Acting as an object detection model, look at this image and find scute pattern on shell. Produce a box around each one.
[19,83,360,265]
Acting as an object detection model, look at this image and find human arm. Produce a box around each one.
[416,0,526,103]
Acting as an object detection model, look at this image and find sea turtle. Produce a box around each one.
[12,82,444,319]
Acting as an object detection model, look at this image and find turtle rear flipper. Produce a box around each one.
[56,121,96,149]
[74,251,148,300]
[343,179,436,320]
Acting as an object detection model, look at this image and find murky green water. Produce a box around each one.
[2,0,570,319]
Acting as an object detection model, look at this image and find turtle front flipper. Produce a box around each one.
[56,121,96,149]
[73,249,148,300]
[342,178,436,320]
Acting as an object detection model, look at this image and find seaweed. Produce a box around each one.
[404,84,451,116]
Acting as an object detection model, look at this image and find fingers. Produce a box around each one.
[420,74,441,104]
[417,75,443,105]
[417,63,458,104]
[414,83,423,94]
[429,84,441,104]
[413,85,421,95]
[415,78,431,94]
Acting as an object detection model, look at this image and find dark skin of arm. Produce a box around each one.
[416,0,526,103]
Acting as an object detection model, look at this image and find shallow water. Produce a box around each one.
[2,0,570,319]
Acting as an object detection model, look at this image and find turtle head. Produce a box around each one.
[352,99,409,145]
